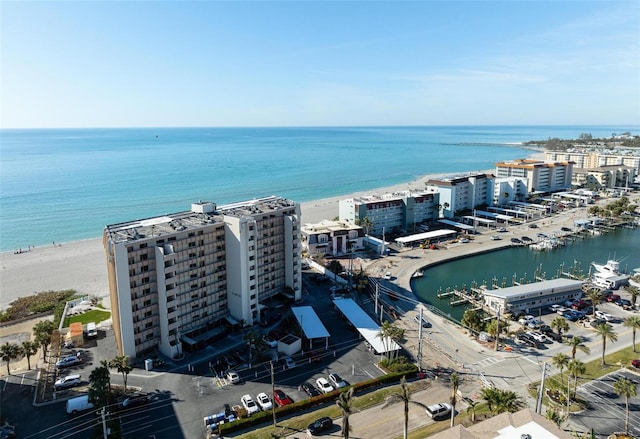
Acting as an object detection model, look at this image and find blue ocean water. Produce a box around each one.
[0,126,636,252]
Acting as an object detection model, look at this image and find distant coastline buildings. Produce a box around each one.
[495,159,574,194]
[104,196,301,359]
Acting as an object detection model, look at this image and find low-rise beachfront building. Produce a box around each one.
[338,191,439,237]
[492,177,528,205]
[301,220,364,257]
[572,165,636,190]
[425,173,494,219]
[482,278,584,315]
[104,196,301,359]
[495,159,574,194]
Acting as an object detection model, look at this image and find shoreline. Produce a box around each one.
[0,154,544,310]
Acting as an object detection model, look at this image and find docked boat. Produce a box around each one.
[591,259,622,275]
[412,270,424,278]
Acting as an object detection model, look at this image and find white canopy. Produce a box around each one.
[332,298,400,354]
[290,306,330,339]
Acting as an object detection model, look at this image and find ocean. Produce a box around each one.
[0,125,636,252]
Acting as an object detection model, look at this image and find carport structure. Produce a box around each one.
[394,229,457,248]
[290,306,330,349]
[331,297,400,355]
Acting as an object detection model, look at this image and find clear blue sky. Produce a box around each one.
[1,1,639,128]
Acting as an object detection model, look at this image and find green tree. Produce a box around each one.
[109,355,133,391]
[20,340,39,370]
[585,288,604,318]
[545,407,565,427]
[449,372,459,427]
[336,387,354,439]
[567,359,585,396]
[626,285,639,307]
[382,376,428,439]
[88,360,111,409]
[479,387,524,415]
[594,323,618,366]
[327,260,343,275]
[568,336,590,360]
[33,320,54,360]
[551,317,569,338]
[552,353,570,389]
[465,398,479,423]
[613,377,638,434]
[361,217,373,236]
[623,316,640,353]
[461,309,484,334]
[377,321,403,361]
[0,342,21,375]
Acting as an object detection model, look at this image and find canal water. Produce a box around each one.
[410,227,640,322]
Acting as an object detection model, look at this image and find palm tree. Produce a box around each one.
[567,359,585,396]
[0,342,21,375]
[33,320,54,360]
[443,202,450,217]
[381,376,428,439]
[623,316,640,353]
[88,360,112,409]
[361,217,372,236]
[479,387,524,415]
[613,377,638,434]
[377,321,402,361]
[568,336,590,360]
[465,398,479,423]
[450,372,459,427]
[626,285,639,308]
[551,317,569,338]
[20,340,39,370]
[552,353,570,388]
[109,355,133,391]
[594,323,618,366]
[585,288,604,318]
[336,387,354,439]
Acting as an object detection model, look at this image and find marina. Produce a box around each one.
[411,227,640,321]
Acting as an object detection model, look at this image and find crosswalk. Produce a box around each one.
[470,356,504,370]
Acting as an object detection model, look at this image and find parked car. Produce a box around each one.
[631,359,640,369]
[227,370,241,384]
[241,394,260,415]
[526,331,548,343]
[549,304,562,313]
[561,227,572,232]
[54,374,81,390]
[615,298,632,309]
[263,336,278,348]
[414,314,432,328]
[299,381,321,397]
[328,373,347,389]
[490,235,501,240]
[590,318,607,328]
[521,236,533,243]
[595,310,616,322]
[607,294,621,303]
[528,223,538,228]
[425,402,452,420]
[556,306,570,315]
[117,393,150,410]
[307,417,333,436]
[56,355,82,369]
[383,272,392,280]
[256,392,273,411]
[316,377,335,394]
[282,356,296,369]
[510,238,522,244]
[518,315,535,325]
[273,389,293,407]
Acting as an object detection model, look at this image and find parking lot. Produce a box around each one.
[572,369,640,438]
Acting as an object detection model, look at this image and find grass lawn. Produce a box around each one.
[64,309,111,327]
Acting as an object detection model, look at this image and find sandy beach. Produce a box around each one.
[0,157,542,310]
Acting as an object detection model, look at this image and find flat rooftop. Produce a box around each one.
[483,278,584,299]
[218,195,297,217]
[343,190,434,204]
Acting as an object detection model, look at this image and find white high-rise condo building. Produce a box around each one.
[425,174,494,219]
[104,196,301,359]
[495,159,573,194]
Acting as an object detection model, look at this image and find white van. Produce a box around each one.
[86,322,97,338]
[66,395,94,415]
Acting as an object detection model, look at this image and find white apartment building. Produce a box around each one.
[573,165,636,190]
[301,220,364,257]
[338,191,439,237]
[545,150,640,175]
[495,159,573,194]
[104,196,301,359]
[493,177,528,205]
[425,174,494,219]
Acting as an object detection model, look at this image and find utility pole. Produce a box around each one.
[536,363,547,414]
[101,407,108,439]
[374,284,379,321]
[270,361,276,428]
[494,308,500,351]
[417,308,424,370]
